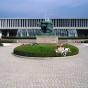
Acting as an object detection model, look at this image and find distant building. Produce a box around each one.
[0,18,88,38]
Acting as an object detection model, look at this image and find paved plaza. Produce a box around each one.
[0,43,88,88]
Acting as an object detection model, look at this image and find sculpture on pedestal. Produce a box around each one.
[37,18,58,44]
[40,18,55,35]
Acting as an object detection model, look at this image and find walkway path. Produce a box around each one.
[0,43,88,88]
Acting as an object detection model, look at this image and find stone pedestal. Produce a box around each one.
[36,36,58,44]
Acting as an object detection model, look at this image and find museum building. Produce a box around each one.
[0,18,88,38]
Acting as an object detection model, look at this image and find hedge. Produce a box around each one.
[2,36,36,39]
[0,39,15,43]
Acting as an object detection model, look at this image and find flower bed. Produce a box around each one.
[14,44,79,57]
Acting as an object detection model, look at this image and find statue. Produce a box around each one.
[40,18,54,35]
[37,18,58,44]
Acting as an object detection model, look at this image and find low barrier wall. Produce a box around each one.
[1,39,88,43]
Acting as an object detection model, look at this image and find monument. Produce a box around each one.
[36,18,58,44]
[40,18,54,35]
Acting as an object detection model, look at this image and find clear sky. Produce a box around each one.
[0,0,88,18]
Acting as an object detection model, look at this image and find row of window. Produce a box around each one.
[0,19,44,28]
[52,19,88,27]
[0,19,88,27]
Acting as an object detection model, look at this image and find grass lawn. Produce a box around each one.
[14,44,79,57]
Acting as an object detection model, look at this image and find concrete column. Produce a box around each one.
[58,29,59,37]
[7,32,9,37]
[26,19,28,27]
[20,30,23,37]
[26,30,29,37]
[19,19,20,28]
[0,31,2,39]
[22,19,23,28]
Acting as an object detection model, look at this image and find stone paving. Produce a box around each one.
[0,43,88,88]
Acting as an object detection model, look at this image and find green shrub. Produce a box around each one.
[84,40,88,43]
[2,36,36,39]
[14,44,79,57]
[64,44,79,56]
[0,39,15,43]
[58,37,88,39]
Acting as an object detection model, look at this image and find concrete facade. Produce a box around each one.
[0,19,88,38]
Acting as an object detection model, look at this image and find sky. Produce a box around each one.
[0,0,88,18]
